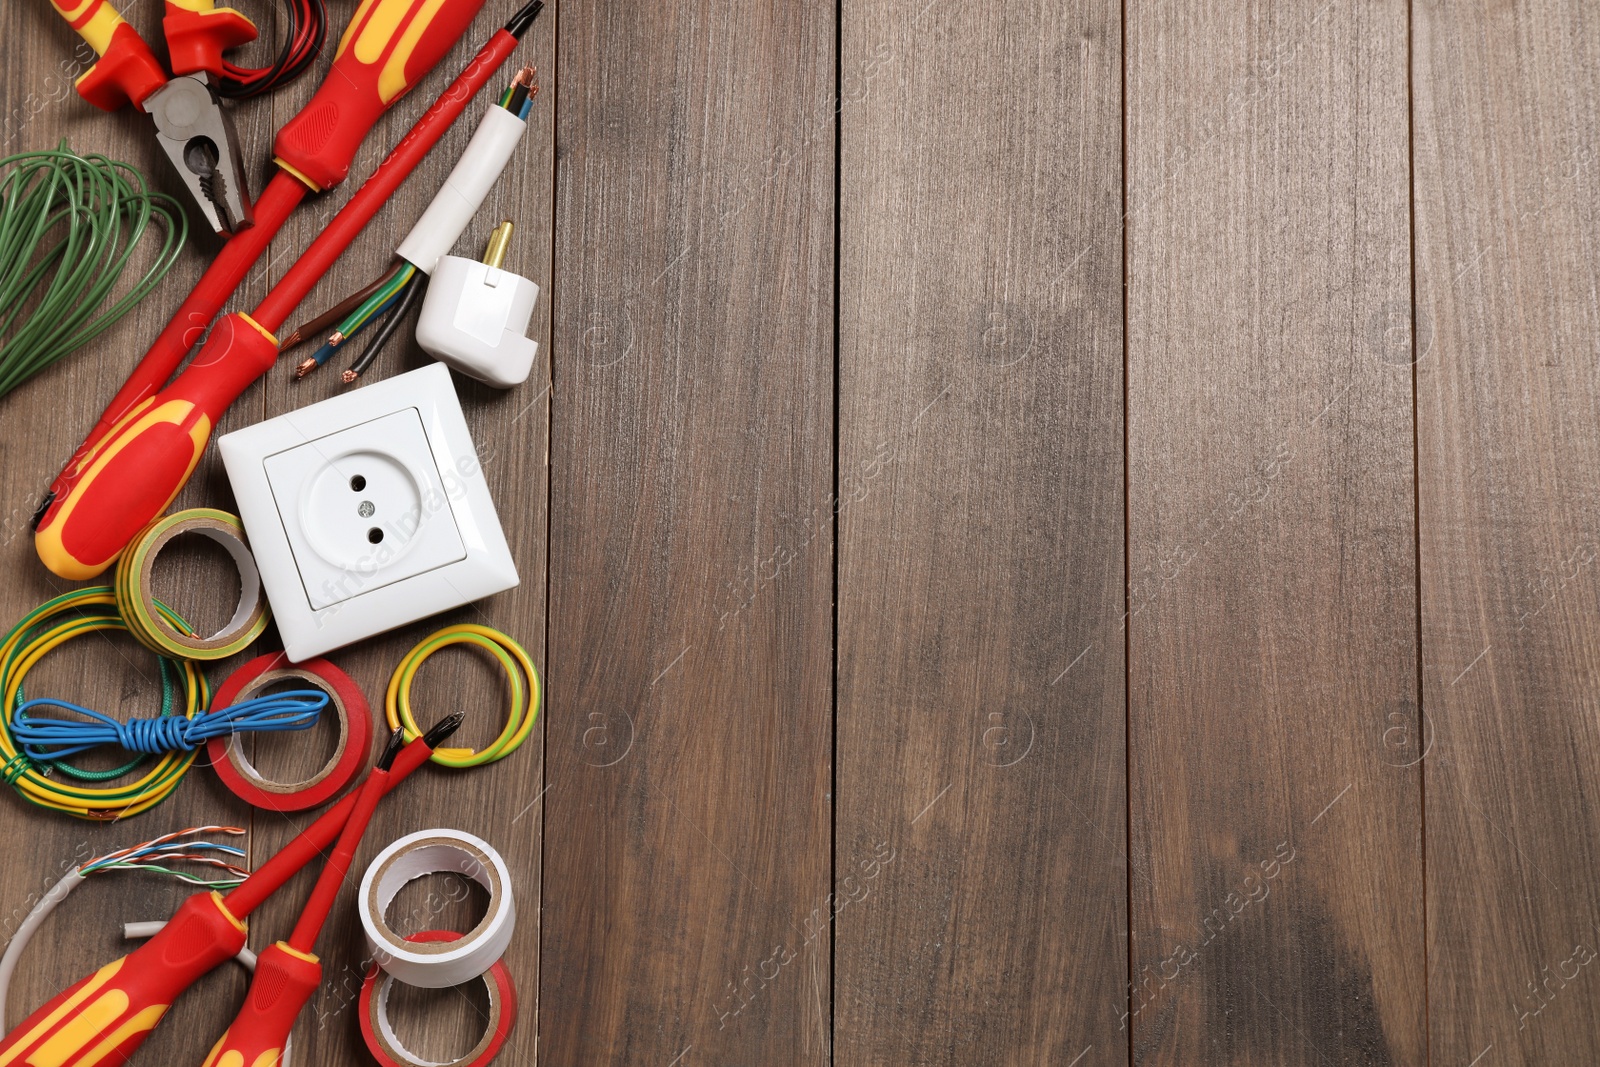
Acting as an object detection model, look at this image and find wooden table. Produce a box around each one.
[1,0,1596,1063]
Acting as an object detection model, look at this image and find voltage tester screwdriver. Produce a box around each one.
[32,0,495,579]
[0,715,462,1067]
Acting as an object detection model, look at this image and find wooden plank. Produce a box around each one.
[538,0,836,1060]
[1124,1,1422,1062]
[1413,1,1600,1062]
[832,0,1126,1063]
[250,4,554,1063]
[0,1,281,1060]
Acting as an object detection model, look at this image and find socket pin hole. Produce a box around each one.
[350,475,366,491]
[368,528,384,544]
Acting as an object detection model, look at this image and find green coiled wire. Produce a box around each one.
[0,142,187,400]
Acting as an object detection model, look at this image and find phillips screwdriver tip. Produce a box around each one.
[377,727,407,770]
[422,713,466,748]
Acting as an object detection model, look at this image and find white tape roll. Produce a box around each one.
[359,829,515,989]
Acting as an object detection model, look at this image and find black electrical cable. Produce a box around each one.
[342,274,423,384]
[218,0,328,99]
[506,80,530,114]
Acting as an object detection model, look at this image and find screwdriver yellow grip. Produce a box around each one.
[273,0,487,190]
[197,943,319,1067]
[47,0,130,56]
[0,892,246,1067]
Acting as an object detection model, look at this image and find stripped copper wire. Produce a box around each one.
[281,259,404,351]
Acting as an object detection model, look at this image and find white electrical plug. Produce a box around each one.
[415,254,540,388]
[387,99,541,389]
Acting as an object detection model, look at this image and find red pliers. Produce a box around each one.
[47,0,256,234]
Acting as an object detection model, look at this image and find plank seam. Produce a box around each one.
[1120,0,1134,1062]
[537,1,560,1062]
[827,0,842,1056]
[1407,0,1429,1063]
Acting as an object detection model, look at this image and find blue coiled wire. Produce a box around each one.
[10,689,329,761]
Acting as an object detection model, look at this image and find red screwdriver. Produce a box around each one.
[32,0,494,579]
[195,726,406,1067]
[0,715,461,1067]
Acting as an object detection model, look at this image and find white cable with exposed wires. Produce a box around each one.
[0,826,249,1031]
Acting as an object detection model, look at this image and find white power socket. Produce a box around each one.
[219,363,517,661]
[262,407,468,609]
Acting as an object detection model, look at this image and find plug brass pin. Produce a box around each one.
[483,220,514,270]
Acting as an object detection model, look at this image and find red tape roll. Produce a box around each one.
[359,930,518,1067]
[207,652,372,811]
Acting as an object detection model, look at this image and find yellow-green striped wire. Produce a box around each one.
[0,587,208,819]
[385,624,539,768]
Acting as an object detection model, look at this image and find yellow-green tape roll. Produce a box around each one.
[114,508,270,662]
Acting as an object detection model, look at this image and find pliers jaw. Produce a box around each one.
[143,73,253,236]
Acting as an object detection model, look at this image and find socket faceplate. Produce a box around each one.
[219,364,517,661]
[264,408,468,609]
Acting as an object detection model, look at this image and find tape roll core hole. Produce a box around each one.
[373,971,500,1066]
[378,868,493,946]
[220,670,348,791]
[145,527,262,643]
[371,842,501,953]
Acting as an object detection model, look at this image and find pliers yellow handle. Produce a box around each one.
[46,0,167,110]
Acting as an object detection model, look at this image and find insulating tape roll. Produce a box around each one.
[359,830,515,989]
[207,652,372,811]
[114,508,270,661]
[359,931,517,1067]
